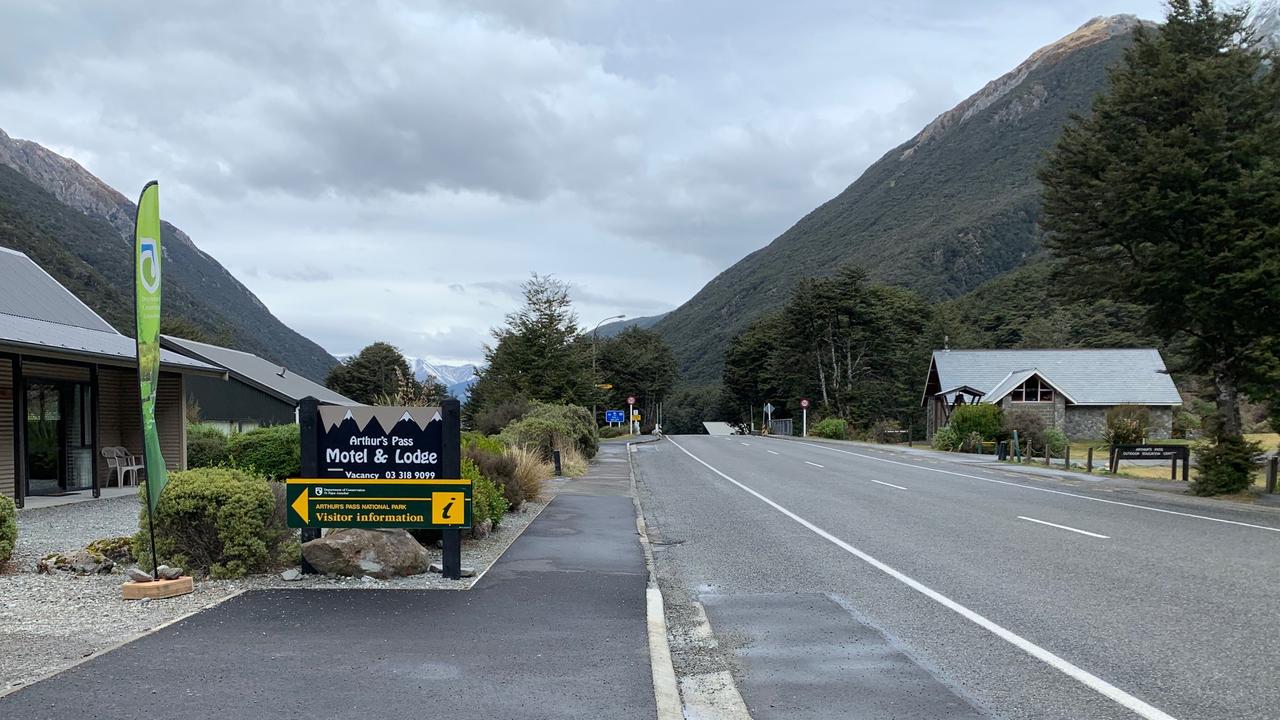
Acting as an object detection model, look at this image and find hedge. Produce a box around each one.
[0,496,16,565]
[134,467,294,578]
[187,424,230,468]
[227,424,300,480]
[948,404,1003,440]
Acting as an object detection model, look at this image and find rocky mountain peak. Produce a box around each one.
[899,14,1144,161]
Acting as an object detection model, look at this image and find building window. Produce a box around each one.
[1011,376,1054,403]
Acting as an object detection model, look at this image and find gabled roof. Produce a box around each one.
[927,349,1182,406]
[0,247,220,374]
[162,335,355,406]
[983,368,1078,404]
[0,246,115,332]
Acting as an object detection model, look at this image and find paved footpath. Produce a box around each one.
[1,441,655,720]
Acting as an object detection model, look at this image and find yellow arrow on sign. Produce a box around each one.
[292,487,310,524]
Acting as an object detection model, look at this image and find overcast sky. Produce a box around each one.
[0,0,1165,365]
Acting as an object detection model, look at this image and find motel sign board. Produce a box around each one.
[288,405,470,530]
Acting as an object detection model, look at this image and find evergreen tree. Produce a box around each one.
[467,274,594,425]
[326,341,416,404]
[1039,0,1280,493]
[596,327,679,425]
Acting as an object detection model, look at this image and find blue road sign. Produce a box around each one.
[605,410,625,424]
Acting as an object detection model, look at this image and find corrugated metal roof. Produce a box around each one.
[931,349,1182,406]
[162,335,355,406]
[0,312,219,372]
[0,246,115,332]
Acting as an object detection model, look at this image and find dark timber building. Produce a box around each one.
[161,335,353,433]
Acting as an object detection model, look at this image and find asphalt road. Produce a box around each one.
[1,443,654,720]
[634,434,1280,720]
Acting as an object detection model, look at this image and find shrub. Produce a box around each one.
[931,425,961,451]
[499,402,598,459]
[462,431,506,456]
[86,536,135,564]
[472,398,532,436]
[869,419,903,444]
[1104,405,1150,446]
[948,404,1003,441]
[0,496,15,565]
[1045,428,1069,458]
[507,445,551,503]
[133,467,294,578]
[598,425,628,439]
[1172,410,1201,439]
[558,445,589,476]
[1192,437,1262,496]
[187,424,230,468]
[1003,409,1048,453]
[810,418,848,440]
[227,424,300,480]
[466,446,523,511]
[465,457,509,529]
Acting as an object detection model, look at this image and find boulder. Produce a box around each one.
[127,568,155,582]
[301,529,430,579]
[156,565,183,580]
[280,568,302,581]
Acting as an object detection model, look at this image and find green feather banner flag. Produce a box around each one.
[134,181,168,514]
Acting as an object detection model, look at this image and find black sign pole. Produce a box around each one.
[299,396,321,574]
[441,398,462,580]
[1182,449,1190,483]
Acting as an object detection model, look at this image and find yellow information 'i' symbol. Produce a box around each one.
[431,492,465,525]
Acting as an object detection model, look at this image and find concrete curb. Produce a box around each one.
[627,438,683,720]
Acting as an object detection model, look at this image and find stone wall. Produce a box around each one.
[1064,405,1176,440]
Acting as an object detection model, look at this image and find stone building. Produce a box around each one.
[922,348,1182,440]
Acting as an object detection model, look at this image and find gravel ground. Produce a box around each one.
[1,482,563,694]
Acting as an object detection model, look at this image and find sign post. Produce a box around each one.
[627,395,636,434]
[799,398,810,437]
[1109,443,1190,482]
[292,398,467,579]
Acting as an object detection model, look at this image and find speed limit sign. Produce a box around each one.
[627,395,636,405]
[800,398,810,408]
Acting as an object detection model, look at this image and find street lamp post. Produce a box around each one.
[591,314,625,425]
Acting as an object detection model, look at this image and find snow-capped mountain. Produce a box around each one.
[407,358,478,387]
[334,354,479,399]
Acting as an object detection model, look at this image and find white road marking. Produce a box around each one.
[870,479,908,490]
[667,437,1178,720]
[805,461,824,468]
[1018,516,1109,539]
[789,440,1280,534]
[767,450,780,455]
[740,442,751,446]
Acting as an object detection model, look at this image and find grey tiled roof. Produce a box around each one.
[0,312,219,372]
[0,246,217,372]
[0,246,115,332]
[162,335,354,406]
[931,349,1182,406]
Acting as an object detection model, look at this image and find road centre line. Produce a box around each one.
[870,479,908,490]
[1018,516,1109,539]
[740,442,751,446]
[767,450,780,455]
[805,461,824,468]
[788,440,1280,535]
[666,437,1177,720]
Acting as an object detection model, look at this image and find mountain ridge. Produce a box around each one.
[0,128,338,382]
[654,15,1141,383]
